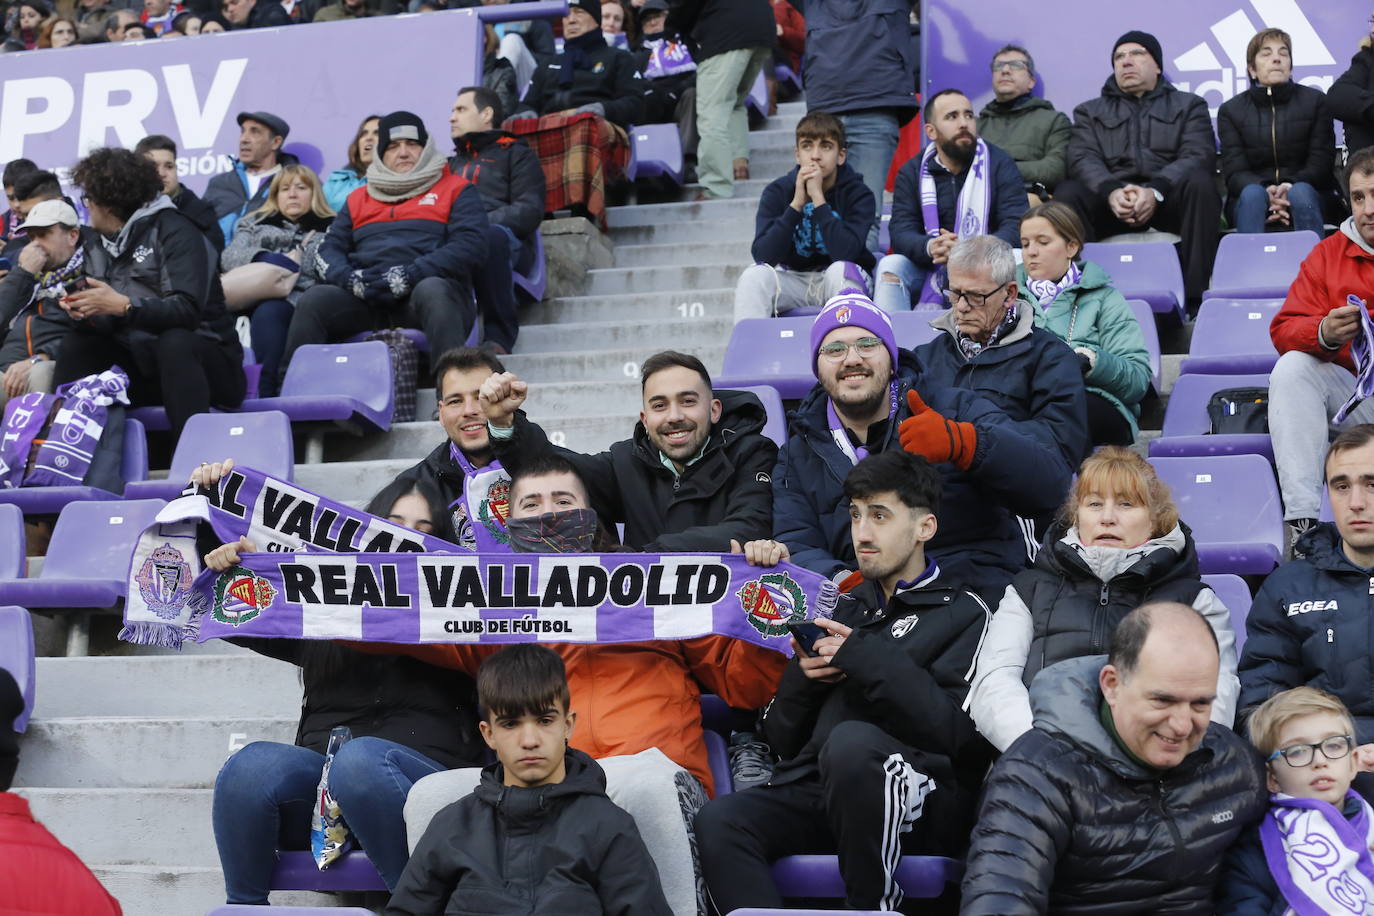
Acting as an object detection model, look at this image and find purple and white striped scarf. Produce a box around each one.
[1261,790,1374,916]
[0,367,129,489]
[1025,261,1082,308]
[917,138,991,306]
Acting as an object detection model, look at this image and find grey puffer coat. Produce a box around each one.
[221,210,333,304]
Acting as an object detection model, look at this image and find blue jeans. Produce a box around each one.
[872,253,930,312]
[212,737,447,903]
[1231,181,1324,235]
[248,298,292,398]
[837,110,900,250]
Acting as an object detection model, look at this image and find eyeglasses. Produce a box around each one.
[817,336,884,362]
[943,285,1007,308]
[1267,734,1356,767]
[991,59,1030,73]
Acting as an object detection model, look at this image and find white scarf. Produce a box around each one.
[917,138,991,304]
[1261,790,1374,916]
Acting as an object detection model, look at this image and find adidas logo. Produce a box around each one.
[1170,0,1340,115]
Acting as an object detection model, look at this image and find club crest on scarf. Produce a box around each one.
[212,565,277,627]
[737,571,808,637]
[478,479,511,545]
[134,543,193,621]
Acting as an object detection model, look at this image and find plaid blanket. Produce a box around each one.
[506,112,629,231]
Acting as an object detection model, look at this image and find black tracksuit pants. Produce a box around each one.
[694,720,972,914]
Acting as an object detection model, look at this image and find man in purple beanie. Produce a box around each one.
[771,291,1077,601]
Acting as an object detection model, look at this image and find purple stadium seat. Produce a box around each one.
[1149,455,1283,575]
[281,142,325,177]
[718,318,818,400]
[270,850,388,893]
[723,386,787,446]
[705,729,733,796]
[1179,299,1283,375]
[1125,298,1162,392]
[514,229,547,303]
[0,417,149,516]
[0,499,165,609]
[0,606,35,732]
[243,362,262,401]
[746,69,768,120]
[208,907,375,915]
[1202,573,1252,656]
[0,505,23,580]
[771,855,963,899]
[1082,242,1186,322]
[890,312,942,349]
[774,63,803,94]
[123,410,294,502]
[628,124,684,185]
[1148,373,1273,461]
[238,342,395,433]
[1204,230,1320,301]
[128,346,263,432]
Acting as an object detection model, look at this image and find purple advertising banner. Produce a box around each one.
[925,0,1354,127]
[0,9,491,193]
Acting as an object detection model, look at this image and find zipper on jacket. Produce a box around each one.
[1098,584,1110,607]
[1158,780,1186,871]
[1367,576,1373,596]
[1268,86,1280,186]
[1328,627,1335,644]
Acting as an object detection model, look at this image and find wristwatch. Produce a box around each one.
[1151,188,1164,203]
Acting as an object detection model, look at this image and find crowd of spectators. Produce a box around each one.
[8,4,1374,916]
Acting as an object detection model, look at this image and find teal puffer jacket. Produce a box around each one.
[1018,259,1151,436]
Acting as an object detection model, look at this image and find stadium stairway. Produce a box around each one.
[13,98,1191,914]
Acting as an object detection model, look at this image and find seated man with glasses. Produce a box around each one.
[1218,686,1374,914]
[773,290,1084,603]
[1241,424,1374,805]
[912,234,1089,538]
[977,45,1072,206]
[874,89,1027,312]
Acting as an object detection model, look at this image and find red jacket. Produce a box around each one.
[1271,230,1374,372]
[0,793,122,915]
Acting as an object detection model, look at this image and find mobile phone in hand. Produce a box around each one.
[787,620,827,657]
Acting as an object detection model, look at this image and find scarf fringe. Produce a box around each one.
[816,580,839,619]
[117,620,189,650]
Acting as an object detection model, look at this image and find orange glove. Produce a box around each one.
[898,389,977,470]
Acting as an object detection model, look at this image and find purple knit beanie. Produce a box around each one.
[809,292,899,377]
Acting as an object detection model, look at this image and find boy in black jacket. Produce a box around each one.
[387,644,672,916]
[733,111,876,322]
[695,448,994,913]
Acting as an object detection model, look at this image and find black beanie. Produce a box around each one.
[1113,30,1163,73]
[569,0,600,25]
[377,111,429,153]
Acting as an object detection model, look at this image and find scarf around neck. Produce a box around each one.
[448,442,511,552]
[560,29,606,85]
[1026,260,1082,308]
[365,139,448,203]
[507,508,599,554]
[1261,790,1374,916]
[32,245,85,306]
[957,303,1018,361]
[918,138,991,305]
[828,381,899,466]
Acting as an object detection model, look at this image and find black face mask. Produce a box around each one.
[506,508,600,554]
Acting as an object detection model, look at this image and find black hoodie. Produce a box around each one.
[752,161,876,272]
[448,129,547,240]
[387,749,673,916]
[492,389,778,552]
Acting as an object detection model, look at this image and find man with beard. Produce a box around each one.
[772,292,1076,602]
[476,350,777,553]
[874,89,1026,312]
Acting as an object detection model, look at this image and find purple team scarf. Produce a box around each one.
[1335,294,1374,424]
[1025,260,1082,309]
[642,35,696,78]
[827,380,899,465]
[0,367,129,489]
[188,549,834,653]
[1261,790,1374,916]
[121,466,458,648]
[917,138,991,306]
[447,442,511,552]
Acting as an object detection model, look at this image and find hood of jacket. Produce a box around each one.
[630,387,768,466]
[1040,520,1198,586]
[979,93,1056,117]
[472,747,608,826]
[1296,521,1374,574]
[102,194,177,258]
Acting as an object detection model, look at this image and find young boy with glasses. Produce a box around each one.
[1217,686,1374,913]
[733,111,876,322]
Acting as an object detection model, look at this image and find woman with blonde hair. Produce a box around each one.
[221,165,334,397]
[969,446,1240,752]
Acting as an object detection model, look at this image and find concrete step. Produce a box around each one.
[21,787,220,868]
[608,218,755,247]
[15,715,296,789]
[605,197,759,227]
[614,241,749,269]
[293,458,418,507]
[34,656,302,720]
[333,412,640,462]
[93,864,338,915]
[499,345,726,384]
[517,316,733,354]
[684,177,774,198]
[586,262,744,296]
[524,287,735,324]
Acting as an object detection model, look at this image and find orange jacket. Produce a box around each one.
[366,637,785,795]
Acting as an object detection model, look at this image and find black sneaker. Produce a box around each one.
[1287,517,1317,560]
[728,731,774,790]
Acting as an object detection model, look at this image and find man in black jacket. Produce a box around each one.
[1329,40,1374,158]
[960,603,1266,916]
[222,0,291,29]
[478,350,777,552]
[514,0,644,127]
[135,134,225,256]
[51,148,244,443]
[0,200,84,397]
[390,346,511,549]
[696,448,993,913]
[449,86,546,354]
[1054,31,1221,306]
[1240,424,1374,801]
